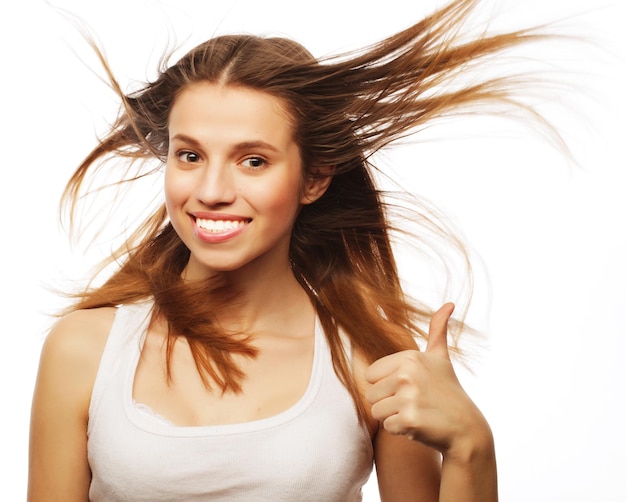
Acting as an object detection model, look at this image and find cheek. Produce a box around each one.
[163,169,190,209]
[253,175,303,217]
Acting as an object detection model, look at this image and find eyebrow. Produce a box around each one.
[170,134,280,154]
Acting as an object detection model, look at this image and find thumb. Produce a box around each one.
[426,302,455,357]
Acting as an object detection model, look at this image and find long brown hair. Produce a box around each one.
[62,0,547,421]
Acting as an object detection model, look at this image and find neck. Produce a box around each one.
[183,254,313,333]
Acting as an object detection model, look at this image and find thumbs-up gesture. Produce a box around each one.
[364,303,490,456]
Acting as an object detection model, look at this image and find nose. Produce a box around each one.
[195,161,236,207]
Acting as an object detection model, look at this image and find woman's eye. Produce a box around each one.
[241,157,267,171]
[177,151,201,163]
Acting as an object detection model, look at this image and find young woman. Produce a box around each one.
[28,0,543,500]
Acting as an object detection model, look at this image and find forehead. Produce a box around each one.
[168,83,296,145]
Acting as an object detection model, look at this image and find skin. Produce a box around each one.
[28,84,496,501]
[164,82,318,283]
[28,307,115,501]
[365,303,498,501]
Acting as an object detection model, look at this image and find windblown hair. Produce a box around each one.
[62,0,545,421]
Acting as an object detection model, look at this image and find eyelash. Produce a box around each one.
[176,150,201,163]
[173,150,268,171]
[241,156,267,171]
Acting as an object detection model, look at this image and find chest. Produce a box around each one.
[133,327,315,426]
[88,304,374,501]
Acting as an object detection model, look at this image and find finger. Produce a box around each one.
[369,396,400,424]
[364,372,403,405]
[425,302,455,357]
[364,351,406,384]
[381,412,412,437]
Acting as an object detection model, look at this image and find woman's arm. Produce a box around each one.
[28,308,115,502]
[374,425,496,502]
[438,427,497,502]
[366,303,498,502]
[374,429,442,502]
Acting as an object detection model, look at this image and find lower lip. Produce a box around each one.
[193,219,248,243]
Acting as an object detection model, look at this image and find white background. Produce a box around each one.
[1,0,625,500]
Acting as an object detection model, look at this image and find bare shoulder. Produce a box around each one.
[44,307,116,356]
[28,307,118,500]
[37,307,117,403]
[49,306,117,335]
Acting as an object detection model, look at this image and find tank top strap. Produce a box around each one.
[87,301,153,434]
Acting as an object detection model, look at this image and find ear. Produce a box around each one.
[300,167,334,205]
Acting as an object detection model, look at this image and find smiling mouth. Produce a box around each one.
[195,218,250,233]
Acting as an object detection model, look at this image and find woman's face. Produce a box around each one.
[165,83,319,280]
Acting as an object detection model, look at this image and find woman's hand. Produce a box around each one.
[364,303,492,461]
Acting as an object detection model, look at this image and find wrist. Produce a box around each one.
[444,415,495,465]
[440,424,499,502]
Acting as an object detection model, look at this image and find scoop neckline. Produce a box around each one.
[122,302,325,438]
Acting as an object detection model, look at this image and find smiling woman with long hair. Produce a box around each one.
[28,0,553,500]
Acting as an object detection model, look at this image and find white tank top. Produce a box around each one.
[87,301,374,501]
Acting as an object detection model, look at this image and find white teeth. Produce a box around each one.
[196,218,247,233]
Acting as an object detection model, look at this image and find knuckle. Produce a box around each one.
[394,404,423,431]
[396,371,414,386]
[382,417,400,436]
[369,402,385,422]
[404,350,420,363]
